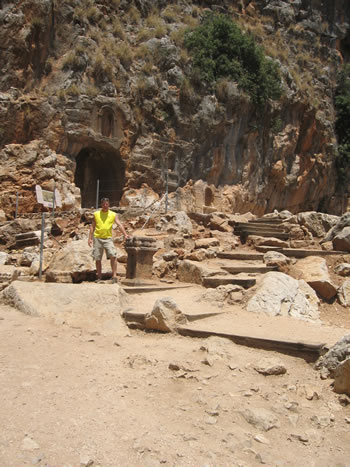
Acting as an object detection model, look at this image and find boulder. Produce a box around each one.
[334,358,350,395]
[297,212,339,238]
[194,237,220,249]
[246,271,320,321]
[333,226,350,252]
[247,236,289,248]
[334,263,350,276]
[184,249,207,261]
[263,251,290,270]
[322,212,350,244]
[144,297,187,332]
[120,185,159,209]
[172,211,193,235]
[293,256,337,300]
[45,239,96,283]
[337,280,350,307]
[0,252,8,265]
[0,280,129,335]
[0,264,21,283]
[199,284,244,305]
[315,334,350,377]
[177,259,223,284]
[239,407,280,431]
[19,247,39,267]
[254,358,287,376]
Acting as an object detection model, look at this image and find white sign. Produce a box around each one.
[35,185,62,208]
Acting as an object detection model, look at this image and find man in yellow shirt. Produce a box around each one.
[88,198,130,282]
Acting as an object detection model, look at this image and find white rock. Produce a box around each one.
[246,272,320,321]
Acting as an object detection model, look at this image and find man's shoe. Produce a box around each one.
[111,277,118,284]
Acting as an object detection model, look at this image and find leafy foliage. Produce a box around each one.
[184,13,282,107]
[335,64,350,184]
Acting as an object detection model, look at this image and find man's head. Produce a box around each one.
[100,197,110,211]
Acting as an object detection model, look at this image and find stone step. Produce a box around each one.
[236,229,290,241]
[256,246,349,257]
[221,265,276,274]
[15,232,40,248]
[177,326,326,361]
[217,251,265,261]
[234,222,286,232]
[122,309,224,328]
[202,275,256,289]
[122,283,192,293]
[249,217,283,224]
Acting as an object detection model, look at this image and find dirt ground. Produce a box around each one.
[1,279,350,467]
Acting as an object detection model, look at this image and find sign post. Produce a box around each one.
[38,213,45,280]
[35,185,62,280]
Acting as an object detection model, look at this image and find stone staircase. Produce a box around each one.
[230,219,289,244]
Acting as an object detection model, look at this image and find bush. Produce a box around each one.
[335,64,350,184]
[184,13,282,107]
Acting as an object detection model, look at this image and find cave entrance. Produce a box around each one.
[74,147,125,208]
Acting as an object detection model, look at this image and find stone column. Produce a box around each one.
[125,236,158,280]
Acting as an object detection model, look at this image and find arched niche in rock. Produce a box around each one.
[99,106,115,138]
[204,186,214,206]
[74,147,125,208]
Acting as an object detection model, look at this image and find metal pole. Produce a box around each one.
[52,181,56,218]
[95,179,100,209]
[165,155,168,213]
[15,192,19,219]
[39,212,45,280]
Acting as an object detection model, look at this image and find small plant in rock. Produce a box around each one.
[92,54,114,83]
[112,18,125,40]
[170,26,187,47]
[62,49,87,73]
[66,84,80,97]
[135,44,152,61]
[127,6,141,24]
[86,6,100,24]
[115,43,133,70]
[162,4,181,23]
[136,27,154,43]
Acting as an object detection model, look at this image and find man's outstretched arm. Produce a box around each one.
[88,219,96,247]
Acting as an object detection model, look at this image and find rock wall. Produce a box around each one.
[0,0,349,218]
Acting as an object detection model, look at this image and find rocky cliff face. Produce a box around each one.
[0,0,349,217]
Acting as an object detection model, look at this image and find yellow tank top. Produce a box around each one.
[93,210,116,239]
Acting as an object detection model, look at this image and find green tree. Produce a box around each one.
[184,13,282,106]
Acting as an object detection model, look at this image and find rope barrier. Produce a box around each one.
[140,193,168,231]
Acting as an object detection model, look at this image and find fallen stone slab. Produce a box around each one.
[239,229,290,241]
[217,251,265,261]
[234,222,286,232]
[178,326,326,361]
[202,275,256,289]
[122,284,193,294]
[0,281,129,336]
[221,265,276,274]
[258,247,349,258]
[122,308,224,329]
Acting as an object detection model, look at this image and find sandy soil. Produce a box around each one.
[1,280,350,467]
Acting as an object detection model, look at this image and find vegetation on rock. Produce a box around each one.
[335,64,350,185]
[184,13,282,107]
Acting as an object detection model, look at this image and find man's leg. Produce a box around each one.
[110,256,117,279]
[96,260,102,280]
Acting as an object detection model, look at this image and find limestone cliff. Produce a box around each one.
[0,0,349,217]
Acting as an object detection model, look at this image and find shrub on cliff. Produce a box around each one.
[184,12,282,107]
[335,64,350,184]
